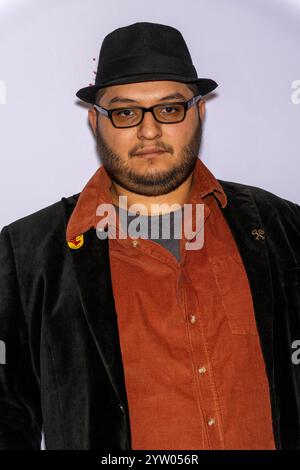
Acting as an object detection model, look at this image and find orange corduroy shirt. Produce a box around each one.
[66,158,276,450]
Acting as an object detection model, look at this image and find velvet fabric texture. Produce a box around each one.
[0,180,300,449]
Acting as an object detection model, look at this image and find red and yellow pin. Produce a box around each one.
[68,234,84,249]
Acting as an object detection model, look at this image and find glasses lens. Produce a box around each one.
[111,107,142,127]
[154,104,185,123]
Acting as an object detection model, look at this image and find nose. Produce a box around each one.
[136,109,162,140]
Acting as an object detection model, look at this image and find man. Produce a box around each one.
[0,21,300,451]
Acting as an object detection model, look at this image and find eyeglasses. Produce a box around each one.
[93,94,202,128]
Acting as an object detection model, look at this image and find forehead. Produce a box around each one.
[100,80,192,105]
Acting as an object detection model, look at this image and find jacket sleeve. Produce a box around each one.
[0,226,42,449]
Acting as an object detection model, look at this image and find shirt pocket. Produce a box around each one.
[209,253,259,335]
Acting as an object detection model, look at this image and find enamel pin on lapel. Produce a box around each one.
[68,234,84,249]
[251,228,265,240]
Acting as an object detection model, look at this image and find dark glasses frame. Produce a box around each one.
[93,93,202,128]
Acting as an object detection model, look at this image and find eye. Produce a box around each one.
[158,105,184,116]
[161,106,179,114]
[115,108,135,117]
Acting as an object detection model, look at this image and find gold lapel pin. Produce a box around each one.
[68,234,84,249]
[251,228,265,240]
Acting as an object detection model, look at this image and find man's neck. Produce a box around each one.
[109,172,194,216]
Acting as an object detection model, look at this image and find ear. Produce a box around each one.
[88,108,97,136]
[197,99,205,121]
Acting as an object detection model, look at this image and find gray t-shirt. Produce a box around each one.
[114,204,183,262]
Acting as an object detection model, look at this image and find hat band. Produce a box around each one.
[98,54,198,82]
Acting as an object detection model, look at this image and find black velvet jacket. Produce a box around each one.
[0,180,300,450]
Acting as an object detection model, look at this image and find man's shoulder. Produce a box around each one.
[1,193,80,242]
[218,179,300,216]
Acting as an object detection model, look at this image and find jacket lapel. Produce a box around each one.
[61,195,128,411]
[218,182,278,430]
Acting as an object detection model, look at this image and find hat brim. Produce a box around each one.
[76,75,218,104]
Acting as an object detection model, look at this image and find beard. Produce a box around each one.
[95,113,202,197]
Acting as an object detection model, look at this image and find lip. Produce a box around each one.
[135,148,166,158]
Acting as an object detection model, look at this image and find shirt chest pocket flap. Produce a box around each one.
[210,253,259,335]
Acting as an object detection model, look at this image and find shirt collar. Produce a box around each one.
[66,158,227,242]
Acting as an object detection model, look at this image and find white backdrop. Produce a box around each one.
[1,0,300,229]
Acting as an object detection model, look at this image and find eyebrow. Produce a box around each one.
[107,92,188,105]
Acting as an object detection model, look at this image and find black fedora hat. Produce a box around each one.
[76,21,218,104]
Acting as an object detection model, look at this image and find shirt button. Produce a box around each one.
[118,403,125,413]
[208,418,216,426]
[198,366,207,375]
[98,226,107,232]
[131,239,139,247]
[189,314,197,324]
